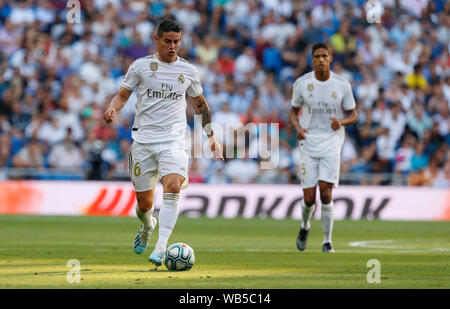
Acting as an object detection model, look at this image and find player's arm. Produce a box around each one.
[191,94,224,160]
[104,87,133,123]
[331,108,358,130]
[290,80,308,140]
[290,107,308,140]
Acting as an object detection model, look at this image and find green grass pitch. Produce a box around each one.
[0,215,448,289]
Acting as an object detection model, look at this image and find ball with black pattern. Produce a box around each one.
[164,243,195,271]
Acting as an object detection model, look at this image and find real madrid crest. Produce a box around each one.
[332,91,337,99]
[178,73,185,84]
[150,62,158,77]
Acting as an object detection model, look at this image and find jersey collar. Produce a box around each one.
[313,71,333,84]
[155,52,179,65]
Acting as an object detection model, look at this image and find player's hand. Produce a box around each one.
[297,127,308,140]
[104,107,117,123]
[330,117,342,130]
[209,135,224,160]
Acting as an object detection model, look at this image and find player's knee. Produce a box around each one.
[164,181,182,193]
[320,190,332,204]
[163,174,184,193]
[136,195,154,211]
[303,195,316,207]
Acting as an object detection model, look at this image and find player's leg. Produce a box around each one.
[297,154,318,251]
[149,140,188,266]
[149,173,184,266]
[135,190,155,229]
[133,190,158,254]
[318,181,335,252]
[301,187,316,230]
[318,154,340,253]
[297,186,316,251]
[129,142,159,254]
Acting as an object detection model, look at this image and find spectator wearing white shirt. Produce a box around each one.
[399,83,414,111]
[12,138,45,169]
[173,0,200,33]
[135,11,154,46]
[35,0,56,25]
[227,0,249,27]
[9,0,35,25]
[357,71,380,109]
[384,41,407,73]
[432,104,449,138]
[372,98,391,125]
[376,127,397,163]
[407,103,433,140]
[0,18,21,55]
[385,102,407,145]
[94,0,121,11]
[91,13,112,37]
[311,2,334,28]
[394,136,415,173]
[52,97,84,142]
[37,116,66,146]
[47,129,84,170]
[389,18,410,50]
[400,0,429,18]
[366,22,389,59]
[278,0,294,18]
[273,15,297,48]
[234,47,256,84]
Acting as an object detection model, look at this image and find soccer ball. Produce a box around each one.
[164,243,195,271]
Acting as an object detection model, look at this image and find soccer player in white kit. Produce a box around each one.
[290,43,358,253]
[104,20,223,266]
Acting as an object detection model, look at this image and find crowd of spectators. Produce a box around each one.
[0,0,448,187]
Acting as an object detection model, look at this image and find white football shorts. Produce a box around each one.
[298,152,341,188]
[128,140,189,192]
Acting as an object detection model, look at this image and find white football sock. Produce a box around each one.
[321,201,334,244]
[136,203,155,230]
[155,193,180,252]
[301,199,315,230]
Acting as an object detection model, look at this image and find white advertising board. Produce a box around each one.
[0,181,448,221]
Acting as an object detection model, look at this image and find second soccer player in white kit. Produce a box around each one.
[290,42,358,253]
[104,20,223,266]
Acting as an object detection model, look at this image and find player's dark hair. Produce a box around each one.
[312,42,331,55]
[157,19,182,37]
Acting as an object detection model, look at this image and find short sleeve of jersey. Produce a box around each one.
[186,65,203,97]
[291,79,303,108]
[342,81,356,111]
[121,61,140,91]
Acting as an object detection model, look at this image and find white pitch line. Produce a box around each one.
[348,239,450,252]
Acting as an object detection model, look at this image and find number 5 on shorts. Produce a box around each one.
[134,162,141,177]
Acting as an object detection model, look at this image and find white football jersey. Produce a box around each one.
[291,71,356,157]
[121,53,203,144]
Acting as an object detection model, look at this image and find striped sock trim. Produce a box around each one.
[163,193,180,201]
